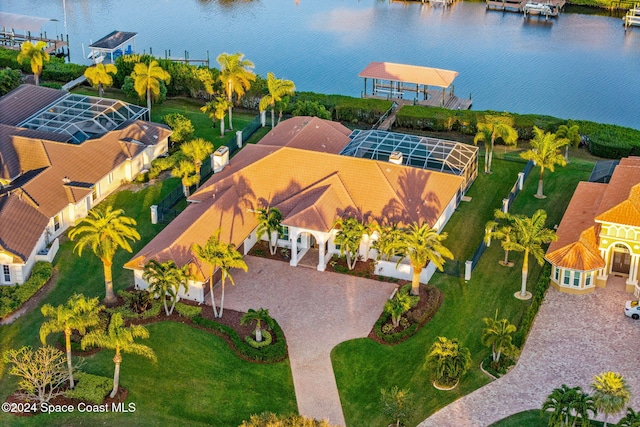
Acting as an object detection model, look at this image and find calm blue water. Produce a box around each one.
[2,0,639,129]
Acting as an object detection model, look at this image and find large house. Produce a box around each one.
[126,116,478,303]
[546,157,640,296]
[0,85,171,285]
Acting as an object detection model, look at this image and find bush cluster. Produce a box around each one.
[0,262,53,319]
[373,285,441,344]
[287,92,392,125]
[192,315,287,363]
[245,330,273,348]
[64,372,112,404]
[512,264,551,348]
[40,57,86,82]
[174,302,202,319]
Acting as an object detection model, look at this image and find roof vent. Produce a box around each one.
[62,176,71,184]
[389,151,403,165]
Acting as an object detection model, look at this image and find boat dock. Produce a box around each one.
[486,0,566,17]
[0,12,69,59]
[623,4,640,29]
[364,89,472,110]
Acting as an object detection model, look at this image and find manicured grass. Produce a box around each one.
[332,154,593,427]
[489,409,606,427]
[0,178,297,426]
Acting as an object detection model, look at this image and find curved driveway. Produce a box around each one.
[212,256,396,426]
[419,276,640,427]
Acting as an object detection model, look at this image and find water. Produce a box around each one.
[1,0,639,129]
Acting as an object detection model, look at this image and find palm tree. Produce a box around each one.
[240,308,275,342]
[39,294,103,389]
[481,309,516,363]
[392,222,453,296]
[259,72,296,129]
[520,126,568,199]
[485,209,516,267]
[180,138,214,180]
[380,386,415,427]
[542,384,579,427]
[255,207,283,255]
[473,118,518,174]
[217,52,256,130]
[191,230,248,318]
[171,159,199,197]
[84,63,117,97]
[384,290,414,328]
[569,388,597,427]
[81,313,156,398]
[619,407,640,427]
[556,124,581,162]
[131,60,171,112]
[503,209,557,299]
[425,336,471,388]
[17,41,50,86]
[591,371,631,427]
[69,206,141,304]
[372,223,403,261]
[200,96,230,137]
[142,259,191,316]
[333,216,367,270]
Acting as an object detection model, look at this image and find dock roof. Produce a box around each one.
[358,62,459,88]
[0,12,55,33]
[89,31,137,50]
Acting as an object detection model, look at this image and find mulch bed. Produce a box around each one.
[247,240,291,263]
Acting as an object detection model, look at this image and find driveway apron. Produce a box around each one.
[212,256,397,426]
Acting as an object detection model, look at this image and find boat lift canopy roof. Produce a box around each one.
[358,62,459,89]
[0,12,56,33]
[89,31,137,53]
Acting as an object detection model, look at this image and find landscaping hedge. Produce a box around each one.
[288,92,393,125]
[174,302,202,319]
[192,315,288,363]
[64,372,112,404]
[0,261,53,319]
[512,264,551,348]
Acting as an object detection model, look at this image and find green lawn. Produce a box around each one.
[332,155,593,427]
[0,178,297,426]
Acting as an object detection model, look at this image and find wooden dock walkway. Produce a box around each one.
[364,89,472,111]
[624,5,640,29]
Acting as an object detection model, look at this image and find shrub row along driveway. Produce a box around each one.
[210,256,397,426]
[419,276,640,427]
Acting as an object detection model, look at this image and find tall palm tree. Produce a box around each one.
[69,206,140,304]
[333,216,367,270]
[556,124,581,163]
[200,96,231,137]
[485,210,516,267]
[392,222,453,296]
[180,138,214,180]
[217,52,256,130]
[591,371,631,427]
[17,41,50,86]
[473,119,518,174]
[542,384,582,427]
[81,313,156,398]
[40,294,103,389]
[481,309,516,363]
[171,159,199,197]
[520,126,568,199]
[259,72,296,129]
[142,259,191,316]
[131,60,171,112]
[240,308,275,342]
[255,207,283,255]
[425,336,471,388]
[191,230,248,318]
[84,63,117,97]
[569,388,597,427]
[503,209,557,299]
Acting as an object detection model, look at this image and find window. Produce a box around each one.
[53,214,61,232]
[278,225,289,240]
[563,270,571,286]
[573,271,581,287]
[585,273,592,287]
[107,172,114,184]
[554,266,560,282]
[2,265,10,283]
[92,186,98,201]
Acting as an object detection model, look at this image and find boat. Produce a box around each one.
[523,2,558,16]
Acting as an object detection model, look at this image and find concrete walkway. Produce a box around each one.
[210,256,397,426]
[419,276,640,427]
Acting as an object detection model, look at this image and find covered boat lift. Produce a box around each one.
[88,31,137,64]
[358,61,471,110]
[0,12,69,59]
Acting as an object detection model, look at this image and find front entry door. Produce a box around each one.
[612,249,631,275]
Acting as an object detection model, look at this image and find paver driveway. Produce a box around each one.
[419,276,640,427]
[211,256,397,426]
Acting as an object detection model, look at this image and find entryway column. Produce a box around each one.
[290,228,299,267]
[597,248,609,282]
[317,234,327,272]
[626,254,639,287]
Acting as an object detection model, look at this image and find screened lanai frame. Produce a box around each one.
[341,129,478,191]
[18,93,148,144]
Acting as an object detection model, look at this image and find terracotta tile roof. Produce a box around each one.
[594,163,640,216]
[0,193,49,262]
[546,226,605,271]
[257,116,352,153]
[595,184,640,226]
[0,85,67,126]
[0,125,66,181]
[129,120,465,273]
[358,62,459,88]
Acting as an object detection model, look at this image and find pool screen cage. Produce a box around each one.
[18,93,148,144]
[341,129,478,191]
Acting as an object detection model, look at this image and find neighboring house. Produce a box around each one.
[546,156,640,296]
[126,116,477,303]
[0,85,171,285]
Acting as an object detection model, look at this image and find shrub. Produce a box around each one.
[64,372,112,404]
[288,92,392,124]
[40,82,63,89]
[0,47,20,69]
[0,67,22,96]
[174,302,202,319]
[0,262,53,319]
[148,154,179,179]
[290,100,331,120]
[41,58,87,82]
[140,300,162,319]
[245,330,273,348]
[163,113,195,146]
